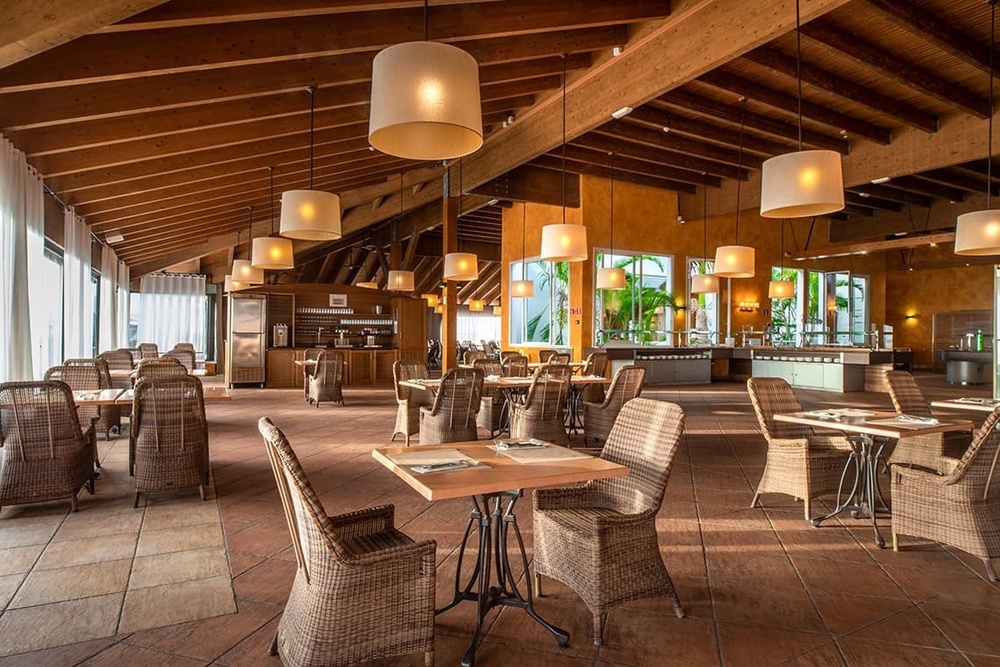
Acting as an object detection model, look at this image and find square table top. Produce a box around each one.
[929,398,1000,413]
[775,409,973,440]
[400,375,610,392]
[72,389,124,405]
[372,441,627,502]
[114,385,231,404]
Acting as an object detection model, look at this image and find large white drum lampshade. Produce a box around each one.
[760,150,844,218]
[954,209,1000,256]
[539,224,587,262]
[280,189,342,241]
[713,245,755,279]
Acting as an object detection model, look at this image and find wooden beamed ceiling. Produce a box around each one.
[2,0,1000,278]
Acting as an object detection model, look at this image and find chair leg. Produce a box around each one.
[803,497,811,522]
[70,495,79,512]
[592,613,606,646]
[534,572,543,597]
[750,491,760,509]
[986,559,998,582]
[424,649,434,667]
[133,492,141,508]
[199,485,206,501]
[267,629,279,656]
[892,532,899,552]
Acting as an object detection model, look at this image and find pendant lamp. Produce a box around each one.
[692,173,719,294]
[233,212,264,284]
[596,153,627,290]
[368,0,482,160]
[422,293,439,308]
[714,99,755,278]
[223,275,246,293]
[252,167,295,270]
[387,173,416,289]
[540,54,588,262]
[512,203,536,298]
[768,220,795,298]
[434,304,444,314]
[493,305,502,315]
[468,299,485,312]
[955,1,1000,255]
[280,87,342,240]
[443,159,480,281]
[760,0,844,218]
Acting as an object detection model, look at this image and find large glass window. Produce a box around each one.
[687,258,719,345]
[804,270,869,345]
[31,242,64,375]
[594,251,674,344]
[509,258,568,345]
[769,266,805,345]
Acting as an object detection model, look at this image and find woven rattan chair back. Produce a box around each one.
[472,359,503,396]
[583,352,609,378]
[164,348,196,371]
[501,354,528,377]
[523,365,573,420]
[173,342,196,353]
[100,349,134,372]
[427,367,484,426]
[499,350,519,363]
[601,365,646,410]
[538,349,557,363]
[0,381,96,511]
[307,350,345,407]
[60,358,121,440]
[945,409,1000,489]
[463,350,487,364]
[135,357,188,382]
[131,375,209,506]
[393,360,429,402]
[257,417,436,667]
[747,377,811,441]
[44,364,102,427]
[138,343,159,359]
[548,353,571,365]
[884,370,933,418]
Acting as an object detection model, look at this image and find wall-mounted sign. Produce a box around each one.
[570,307,582,315]
[329,294,348,307]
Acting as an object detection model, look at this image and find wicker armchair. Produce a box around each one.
[57,358,122,440]
[302,347,324,399]
[747,377,854,521]
[473,359,504,437]
[892,409,1000,581]
[419,368,483,445]
[499,350,520,364]
[44,365,104,468]
[538,350,557,363]
[164,347,196,372]
[548,352,571,365]
[173,342,196,353]
[257,418,436,667]
[533,398,686,645]
[579,352,610,403]
[99,349,135,390]
[391,360,432,446]
[463,349,487,364]
[509,365,573,445]
[131,375,209,507]
[501,353,528,377]
[138,343,159,359]
[135,356,188,382]
[884,370,970,472]
[0,381,97,513]
[583,365,646,447]
[307,350,345,407]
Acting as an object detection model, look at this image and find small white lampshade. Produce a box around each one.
[422,293,439,308]
[368,41,483,160]
[468,299,485,312]
[596,266,626,290]
[954,209,1000,256]
[713,245,755,278]
[691,273,719,294]
[443,252,479,281]
[251,236,294,270]
[279,190,342,240]
[357,281,378,289]
[540,224,588,262]
[223,275,245,293]
[760,149,845,218]
[387,270,415,291]
[768,280,795,299]
[434,304,444,314]
[493,305,502,315]
[232,259,264,284]
[511,279,535,298]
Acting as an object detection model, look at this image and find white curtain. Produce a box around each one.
[456,312,501,345]
[0,136,43,381]
[137,273,206,352]
[98,244,118,351]
[117,261,130,349]
[63,207,94,359]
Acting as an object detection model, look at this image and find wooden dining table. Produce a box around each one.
[372,440,626,666]
[930,397,1000,413]
[72,386,232,406]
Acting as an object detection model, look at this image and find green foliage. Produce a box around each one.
[598,254,681,343]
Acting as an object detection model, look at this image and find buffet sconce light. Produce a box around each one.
[905,313,917,320]
[738,301,759,313]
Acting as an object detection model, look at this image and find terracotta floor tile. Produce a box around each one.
[772,642,847,667]
[34,533,137,571]
[81,642,208,666]
[711,576,827,633]
[211,616,280,667]
[837,637,971,667]
[140,499,221,532]
[118,574,237,634]
[810,590,915,636]
[0,572,25,609]
[0,518,63,549]
[0,594,123,657]
[790,555,907,599]
[716,623,831,667]
[921,601,1000,656]
[9,559,131,608]
[231,558,296,606]
[0,637,115,667]
[135,522,225,557]
[968,654,1000,667]
[223,522,292,558]
[0,545,44,577]
[128,546,230,589]
[846,605,954,650]
[596,609,719,666]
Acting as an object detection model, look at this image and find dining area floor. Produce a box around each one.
[1,374,999,666]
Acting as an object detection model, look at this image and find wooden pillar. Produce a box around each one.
[388,241,402,270]
[442,175,459,372]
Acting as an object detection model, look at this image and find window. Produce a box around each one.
[594,251,674,344]
[804,270,869,345]
[30,242,64,375]
[457,311,500,345]
[769,266,804,345]
[509,258,568,345]
[90,268,100,357]
[687,258,719,345]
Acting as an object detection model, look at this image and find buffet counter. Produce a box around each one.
[940,350,992,386]
[264,347,399,388]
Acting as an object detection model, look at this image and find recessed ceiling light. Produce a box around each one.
[871,176,892,184]
[611,106,633,119]
[858,192,871,198]
[612,46,624,57]
[105,231,124,244]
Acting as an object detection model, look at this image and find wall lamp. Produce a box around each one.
[738,301,759,313]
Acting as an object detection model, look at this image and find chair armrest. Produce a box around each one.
[807,434,854,451]
[339,536,437,571]
[937,456,961,476]
[533,486,591,510]
[766,437,810,450]
[329,504,395,539]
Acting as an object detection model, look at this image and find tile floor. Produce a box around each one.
[1,374,999,666]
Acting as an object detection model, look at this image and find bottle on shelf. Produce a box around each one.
[976,329,984,352]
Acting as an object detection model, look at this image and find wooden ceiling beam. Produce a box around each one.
[561,143,721,187]
[788,230,955,261]
[626,105,796,157]
[653,89,848,153]
[843,191,902,213]
[742,45,938,133]
[574,132,748,181]
[0,0,168,68]
[845,183,933,208]
[801,20,990,119]
[468,164,579,207]
[0,3,661,89]
[696,69,891,144]
[600,120,763,169]
[890,175,966,202]
[532,154,698,194]
[914,168,998,197]
[843,203,875,217]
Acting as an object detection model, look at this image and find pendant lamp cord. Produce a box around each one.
[246,206,253,256]
[609,152,615,256]
[307,86,316,189]
[424,0,429,41]
[795,0,803,151]
[561,53,567,224]
[780,219,786,273]
[268,166,275,235]
[734,98,747,243]
[522,203,527,281]
[702,172,708,261]
[989,0,996,211]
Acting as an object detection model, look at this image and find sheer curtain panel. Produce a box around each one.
[99,245,119,351]
[116,261,130,349]
[63,207,94,359]
[0,136,42,381]
[137,273,206,352]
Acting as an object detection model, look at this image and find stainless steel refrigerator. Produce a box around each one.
[226,294,266,387]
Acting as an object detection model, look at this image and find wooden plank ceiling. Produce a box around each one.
[0,0,997,297]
